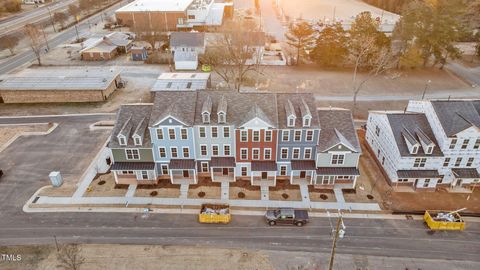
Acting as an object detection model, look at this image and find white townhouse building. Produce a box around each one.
[366,99,480,191]
[407,100,480,189]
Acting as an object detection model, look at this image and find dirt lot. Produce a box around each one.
[37,183,77,197]
[269,180,302,201]
[0,124,52,150]
[84,173,127,197]
[308,188,336,202]
[134,180,181,198]
[245,65,468,96]
[188,177,221,199]
[229,180,261,200]
[358,130,480,213]
[0,244,275,270]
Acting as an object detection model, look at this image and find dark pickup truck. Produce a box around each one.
[265,208,309,226]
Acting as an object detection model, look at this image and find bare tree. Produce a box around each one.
[200,20,265,91]
[53,12,69,29]
[0,33,20,55]
[68,4,81,23]
[24,24,44,66]
[351,39,394,114]
[56,244,85,270]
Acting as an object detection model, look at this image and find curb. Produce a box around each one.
[0,123,58,153]
[0,113,115,119]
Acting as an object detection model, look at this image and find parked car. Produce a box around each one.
[265,208,309,226]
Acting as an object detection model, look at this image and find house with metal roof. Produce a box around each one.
[407,100,480,191]
[151,72,211,92]
[109,104,156,185]
[0,67,122,103]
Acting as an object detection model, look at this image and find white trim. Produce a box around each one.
[282,130,290,141]
[264,130,273,142]
[240,130,248,142]
[264,148,272,160]
[292,147,300,159]
[304,147,312,159]
[168,128,176,140]
[280,147,289,159]
[240,148,248,160]
[180,128,188,140]
[182,146,190,158]
[252,148,260,160]
[211,144,219,156]
[293,130,302,142]
[200,144,208,156]
[125,148,140,160]
[158,147,167,158]
[211,126,218,138]
[305,130,314,142]
[200,161,209,172]
[199,126,207,138]
[154,115,188,127]
[170,146,178,158]
[223,144,231,156]
[252,130,260,142]
[223,126,230,138]
[117,135,127,146]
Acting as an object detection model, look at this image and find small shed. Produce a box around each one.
[131,46,148,61]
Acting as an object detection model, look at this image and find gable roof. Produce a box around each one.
[317,109,360,153]
[276,94,320,129]
[193,91,278,127]
[150,91,198,126]
[109,104,153,148]
[151,72,210,92]
[386,113,443,157]
[170,32,205,47]
[431,100,480,137]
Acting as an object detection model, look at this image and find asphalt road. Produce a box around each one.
[0,0,78,37]
[0,114,479,263]
[0,0,129,75]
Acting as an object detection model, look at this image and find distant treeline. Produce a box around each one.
[362,0,414,14]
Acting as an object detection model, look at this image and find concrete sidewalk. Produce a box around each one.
[33,195,381,211]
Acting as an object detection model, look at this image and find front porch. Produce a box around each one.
[290,160,316,185]
[210,157,236,182]
[169,159,197,184]
[251,161,277,186]
[314,167,360,189]
[111,162,157,185]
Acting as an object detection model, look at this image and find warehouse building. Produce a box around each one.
[115,0,232,32]
[0,67,122,103]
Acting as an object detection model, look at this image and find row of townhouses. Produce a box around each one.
[367,99,480,191]
[108,91,361,189]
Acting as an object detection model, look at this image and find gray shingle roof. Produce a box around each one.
[291,160,316,171]
[316,167,360,176]
[251,161,277,171]
[317,109,360,153]
[277,94,319,129]
[431,100,480,137]
[217,95,227,113]
[169,159,196,170]
[387,113,443,157]
[111,162,155,171]
[170,32,205,48]
[210,157,235,167]
[193,91,278,127]
[109,104,153,148]
[150,91,198,126]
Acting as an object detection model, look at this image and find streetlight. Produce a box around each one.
[47,7,56,32]
[421,80,432,100]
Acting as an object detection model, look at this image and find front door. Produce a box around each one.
[300,171,306,179]
[223,168,229,176]
[456,179,462,187]
[183,170,189,178]
[261,172,268,180]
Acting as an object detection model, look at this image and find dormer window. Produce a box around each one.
[426,145,433,154]
[218,112,226,124]
[412,145,418,154]
[118,135,126,146]
[202,113,210,124]
[288,116,295,127]
[303,117,311,127]
[134,136,142,146]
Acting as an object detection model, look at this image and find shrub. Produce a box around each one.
[98,180,106,185]
[238,192,246,198]
[198,191,206,198]
[281,193,289,199]
[150,191,158,197]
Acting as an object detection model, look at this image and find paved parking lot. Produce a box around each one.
[0,115,113,214]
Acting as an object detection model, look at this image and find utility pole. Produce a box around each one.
[74,24,80,42]
[47,7,56,32]
[421,80,432,100]
[54,235,59,252]
[328,215,344,270]
[41,25,50,51]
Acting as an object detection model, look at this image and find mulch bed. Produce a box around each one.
[230,180,261,191]
[308,186,335,193]
[269,179,300,191]
[189,177,221,189]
